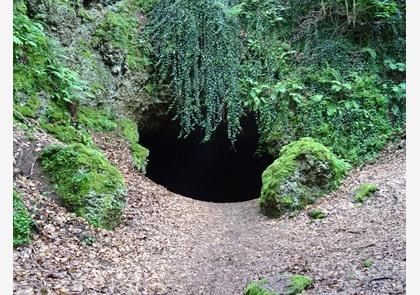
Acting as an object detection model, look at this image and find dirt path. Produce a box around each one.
[13,130,406,294]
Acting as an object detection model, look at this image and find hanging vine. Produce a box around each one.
[147,0,243,142]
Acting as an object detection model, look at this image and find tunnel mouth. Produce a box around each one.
[139,114,273,203]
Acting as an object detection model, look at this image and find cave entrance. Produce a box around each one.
[139,114,273,203]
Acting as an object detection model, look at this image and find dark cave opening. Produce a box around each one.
[139,114,273,203]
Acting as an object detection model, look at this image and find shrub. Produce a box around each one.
[353,183,378,203]
[260,137,349,217]
[41,144,127,229]
[13,189,34,248]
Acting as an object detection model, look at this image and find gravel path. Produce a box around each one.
[13,129,406,294]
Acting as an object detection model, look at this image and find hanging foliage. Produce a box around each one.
[147,0,243,142]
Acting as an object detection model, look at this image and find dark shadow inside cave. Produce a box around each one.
[139,114,273,203]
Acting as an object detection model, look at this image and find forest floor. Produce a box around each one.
[13,127,406,295]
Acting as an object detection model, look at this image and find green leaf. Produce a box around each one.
[361,47,377,59]
[291,93,302,104]
[391,105,399,116]
[327,105,337,116]
[331,85,342,92]
[311,94,323,102]
[13,36,23,45]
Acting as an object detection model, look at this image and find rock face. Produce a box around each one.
[21,0,154,124]
[259,137,349,217]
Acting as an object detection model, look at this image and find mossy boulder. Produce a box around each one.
[41,143,127,229]
[260,137,349,217]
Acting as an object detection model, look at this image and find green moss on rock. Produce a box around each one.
[93,8,149,73]
[42,100,70,124]
[13,189,34,248]
[353,183,377,203]
[78,106,117,132]
[244,278,277,295]
[307,208,326,220]
[118,117,149,172]
[260,137,349,217]
[131,143,149,173]
[286,275,313,295]
[39,101,93,144]
[14,96,42,118]
[41,144,127,229]
[119,117,139,143]
[41,123,93,144]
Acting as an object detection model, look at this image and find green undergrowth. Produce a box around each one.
[246,1,405,164]
[78,106,118,132]
[353,183,378,203]
[244,274,313,295]
[41,144,127,229]
[260,137,349,217]
[259,66,404,164]
[147,0,405,164]
[363,259,374,268]
[12,6,149,172]
[307,209,326,220]
[13,2,84,111]
[13,189,34,248]
[13,1,89,144]
[39,101,93,145]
